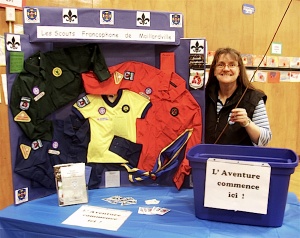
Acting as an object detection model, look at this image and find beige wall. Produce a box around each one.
[1,0,299,208]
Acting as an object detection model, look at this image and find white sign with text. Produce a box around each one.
[62,205,132,231]
[0,0,23,9]
[36,26,176,42]
[204,158,271,214]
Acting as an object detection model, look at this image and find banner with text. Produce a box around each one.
[204,158,271,214]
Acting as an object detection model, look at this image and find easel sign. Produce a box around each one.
[0,0,25,10]
[204,158,271,214]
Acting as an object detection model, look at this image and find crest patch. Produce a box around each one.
[122,104,130,113]
[32,139,43,150]
[14,111,31,122]
[20,144,31,159]
[114,71,123,84]
[77,96,90,108]
[52,67,62,77]
[19,97,31,110]
[170,107,179,117]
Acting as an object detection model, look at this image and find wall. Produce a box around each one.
[1,0,299,208]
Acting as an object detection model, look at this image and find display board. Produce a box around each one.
[5,6,206,204]
[23,6,183,45]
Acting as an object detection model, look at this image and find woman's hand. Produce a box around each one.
[230,108,250,127]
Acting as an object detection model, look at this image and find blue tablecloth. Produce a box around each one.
[0,186,299,238]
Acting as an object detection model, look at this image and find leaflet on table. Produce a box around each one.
[54,163,88,206]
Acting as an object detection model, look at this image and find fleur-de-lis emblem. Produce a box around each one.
[137,13,150,25]
[63,10,77,22]
[191,41,204,53]
[7,37,20,50]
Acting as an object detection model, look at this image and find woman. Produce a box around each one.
[205,47,272,146]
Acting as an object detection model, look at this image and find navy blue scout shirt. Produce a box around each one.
[15,114,90,189]
[15,137,55,189]
[48,114,90,165]
[10,44,110,141]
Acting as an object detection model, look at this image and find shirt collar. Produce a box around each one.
[23,51,42,77]
[160,72,186,101]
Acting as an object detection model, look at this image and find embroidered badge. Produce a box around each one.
[14,111,31,122]
[20,144,31,159]
[52,141,59,149]
[122,104,130,113]
[189,70,204,90]
[145,87,153,95]
[19,97,31,110]
[34,91,45,101]
[124,71,134,81]
[114,71,123,84]
[52,67,62,77]
[31,139,43,150]
[32,86,40,95]
[170,107,179,117]
[98,107,106,115]
[48,149,61,155]
[77,96,90,108]
[139,92,150,100]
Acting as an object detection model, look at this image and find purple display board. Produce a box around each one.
[23,7,184,45]
[5,6,206,204]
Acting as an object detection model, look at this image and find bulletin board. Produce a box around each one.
[5,6,206,203]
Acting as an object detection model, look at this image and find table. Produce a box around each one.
[0,186,299,238]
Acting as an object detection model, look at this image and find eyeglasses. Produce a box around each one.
[216,63,239,69]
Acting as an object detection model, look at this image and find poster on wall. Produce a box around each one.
[0,0,25,10]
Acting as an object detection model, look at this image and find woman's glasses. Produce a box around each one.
[215,63,239,69]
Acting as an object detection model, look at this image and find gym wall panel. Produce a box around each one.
[252,0,300,56]
[186,0,255,53]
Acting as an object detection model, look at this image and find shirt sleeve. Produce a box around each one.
[251,99,272,146]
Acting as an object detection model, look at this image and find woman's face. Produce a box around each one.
[214,53,240,85]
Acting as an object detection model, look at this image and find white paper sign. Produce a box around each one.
[271,42,282,55]
[62,205,132,231]
[36,26,175,42]
[0,0,23,9]
[105,171,120,188]
[204,158,271,214]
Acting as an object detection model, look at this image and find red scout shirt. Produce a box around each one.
[81,61,202,189]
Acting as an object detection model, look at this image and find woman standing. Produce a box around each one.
[205,47,272,146]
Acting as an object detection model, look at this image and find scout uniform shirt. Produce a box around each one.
[72,89,152,164]
[14,114,90,189]
[10,44,110,141]
[81,61,202,189]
